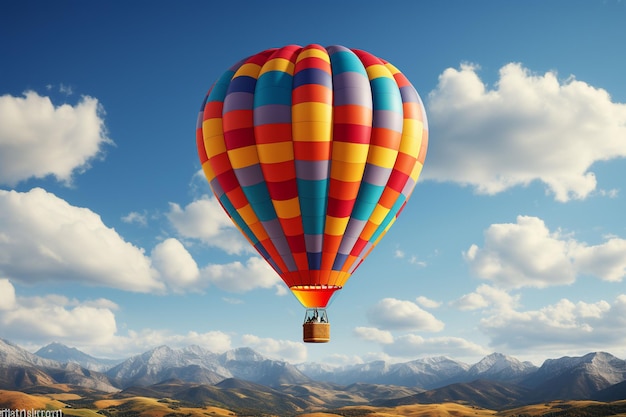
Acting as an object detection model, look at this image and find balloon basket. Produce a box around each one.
[303,322,330,343]
[303,308,330,343]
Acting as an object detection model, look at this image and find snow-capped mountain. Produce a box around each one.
[521,351,626,401]
[3,337,625,404]
[297,356,470,389]
[0,339,118,392]
[0,339,59,368]
[105,345,310,388]
[466,352,537,382]
[35,342,121,372]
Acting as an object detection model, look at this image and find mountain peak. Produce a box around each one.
[35,342,121,371]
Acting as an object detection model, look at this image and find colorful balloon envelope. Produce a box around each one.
[197,44,428,341]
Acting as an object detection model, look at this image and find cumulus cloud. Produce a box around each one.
[121,211,148,226]
[0,91,112,185]
[0,188,163,292]
[241,334,307,363]
[480,295,626,355]
[151,238,200,291]
[424,63,626,201]
[167,197,249,254]
[353,326,394,344]
[465,215,626,288]
[416,296,441,309]
[452,284,519,311]
[111,329,232,358]
[0,278,17,310]
[384,334,489,359]
[0,280,118,346]
[200,256,283,293]
[367,298,444,332]
[572,238,626,282]
[0,279,232,358]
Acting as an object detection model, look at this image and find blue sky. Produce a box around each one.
[1,0,626,367]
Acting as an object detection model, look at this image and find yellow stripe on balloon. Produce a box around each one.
[273,197,301,219]
[234,63,263,78]
[330,160,366,182]
[370,204,392,226]
[296,47,331,63]
[324,216,350,236]
[202,161,216,182]
[292,102,332,122]
[332,142,369,163]
[292,121,332,142]
[365,64,394,80]
[398,120,423,156]
[228,145,259,169]
[259,58,295,76]
[410,162,424,182]
[238,204,259,225]
[366,145,399,168]
[257,142,294,164]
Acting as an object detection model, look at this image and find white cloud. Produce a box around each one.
[416,296,441,309]
[0,188,163,293]
[0,91,112,186]
[0,279,232,359]
[201,256,283,293]
[480,295,626,356]
[167,197,249,255]
[424,63,626,201]
[572,237,626,282]
[241,334,307,363]
[384,334,489,359]
[353,326,394,344]
[465,215,626,288]
[0,278,16,310]
[111,329,232,358]
[0,281,117,346]
[452,284,519,312]
[121,211,148,226]
[366,298,444,332]
[151,238,200,291]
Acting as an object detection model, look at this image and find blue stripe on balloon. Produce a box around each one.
[293,68,332,89]
[255,71,293,106]
[328,50,367,75]
[370,78,403,113]
[227,76,257,94]
[307,251,322,270]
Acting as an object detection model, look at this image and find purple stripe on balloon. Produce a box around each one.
[235,164,264,187]
[344,218,366,238]
[209,177,225,198]
[362,164,393,187]
[399,85,419,103]
[337,235,359,256]
[333,86,373,107]
[332,71,368,89]
[224,92,254,113]
[372,109,403,131]
[254,104,291,125]
[305,233,323,252]
[326,45,351,55]
[295,160,329,181]
[272,237,297,271]
[262,218,284,239]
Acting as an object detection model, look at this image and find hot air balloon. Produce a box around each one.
[196,44,428,343]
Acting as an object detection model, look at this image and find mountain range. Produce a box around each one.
[3,338,626,411]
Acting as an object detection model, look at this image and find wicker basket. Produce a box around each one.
[303,322,330,343]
